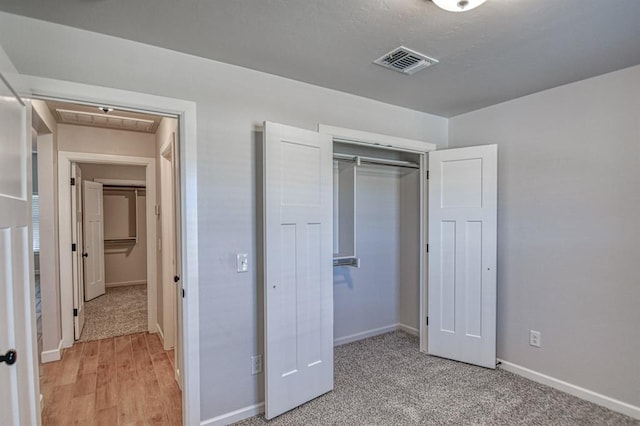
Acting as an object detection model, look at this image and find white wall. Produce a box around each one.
[58,124,155,157]
[0,13,449,421]
[448,65,640,407]
[334,166,400,340]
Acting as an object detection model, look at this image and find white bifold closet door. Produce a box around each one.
[263,121,334,419]
[428,145,498,369]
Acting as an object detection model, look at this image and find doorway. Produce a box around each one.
[34,98,186,424]
[0,71,200,424]
[71,161,149,343]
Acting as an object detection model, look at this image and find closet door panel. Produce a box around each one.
[83,181,106,301]
[263,121,333,419]
[428,144,497,369]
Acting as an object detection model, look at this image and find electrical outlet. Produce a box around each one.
[251,355,263,375]
[529,330,541,348]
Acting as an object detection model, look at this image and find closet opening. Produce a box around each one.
[332,141,425,347]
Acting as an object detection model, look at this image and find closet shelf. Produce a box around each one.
[104,237,137,243]
[333,256,360,268]
[102,182,142,244]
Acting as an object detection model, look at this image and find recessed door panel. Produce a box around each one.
[428,145,497,369]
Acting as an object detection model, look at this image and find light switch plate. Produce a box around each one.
[236,253,249,273]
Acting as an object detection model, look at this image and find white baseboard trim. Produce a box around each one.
[334,324,399,346]
[498,359,640,420]
[201,402,264,426]
[397,323,419,336]
[105,280,147,288]
[41,340,63,363]
[156,323,165,345]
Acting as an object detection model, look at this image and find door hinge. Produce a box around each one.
[73,308,78,317]
[426,170,429,180]
[426,316,429,326]
[70,177,76,186]
[426,244,429,253]
[182,289,185,298]
[71,243,77,252]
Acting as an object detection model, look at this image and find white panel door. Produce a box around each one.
[71,164,86,339]
[171,135,184,389]
[428,145,497,369]
[0,70,40,424]
[83,181,106,301]
[263,121,333,419]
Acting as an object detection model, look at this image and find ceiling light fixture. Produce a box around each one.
[432,0,487,12]
[98,106,114,113]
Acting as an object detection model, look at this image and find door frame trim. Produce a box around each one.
[160,133,177,351]
[59,152,157,343]
[318,124,436,353]
[22,75,200,426]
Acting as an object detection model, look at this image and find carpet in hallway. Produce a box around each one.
[79,285,147,342]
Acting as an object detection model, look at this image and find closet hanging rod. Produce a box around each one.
[333,153,419,169]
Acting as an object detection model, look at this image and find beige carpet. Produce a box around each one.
[236,332,638,426]
[79,285,147,342]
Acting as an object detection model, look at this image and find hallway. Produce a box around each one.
[40,332,181,425]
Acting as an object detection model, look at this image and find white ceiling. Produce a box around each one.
[2,0,640,117]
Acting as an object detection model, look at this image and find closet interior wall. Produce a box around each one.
[333,143,421,343]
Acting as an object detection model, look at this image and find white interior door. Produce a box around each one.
[263,121,334,419]
[428,145,497,369]
[71,164,86,339]
[171,135,184,389]
[83,180,106,301]
[0,69,40,424]
[161,140,176,350]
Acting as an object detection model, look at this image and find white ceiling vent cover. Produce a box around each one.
[373,46,438,75]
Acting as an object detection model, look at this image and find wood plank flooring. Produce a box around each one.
[40,332,181,426]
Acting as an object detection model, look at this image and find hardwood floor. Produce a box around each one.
[40,333,182,426]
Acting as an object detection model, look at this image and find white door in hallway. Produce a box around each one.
[428,145,498,369]
[170,135,184,389]
[0,68,41,424]
[83,180,106,301]
[71,163,86,339]
[263,121,334,419]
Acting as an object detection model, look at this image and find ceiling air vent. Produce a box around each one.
[373,46,438,75]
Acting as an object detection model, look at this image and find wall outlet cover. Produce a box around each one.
[529,330,541,348]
